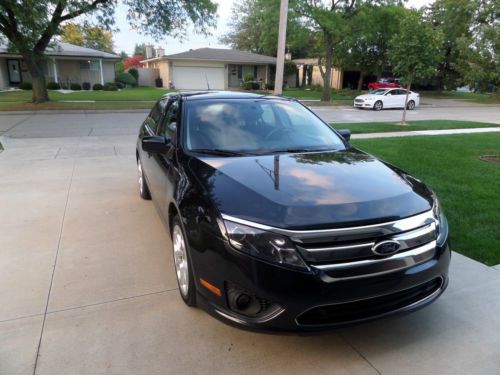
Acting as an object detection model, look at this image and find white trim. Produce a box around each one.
[52,58,58,83]
[99,58,104,85]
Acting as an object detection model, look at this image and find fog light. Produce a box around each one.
[226,283,282,318]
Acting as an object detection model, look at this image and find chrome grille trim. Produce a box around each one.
[311,241,436,281]
[221,210,435,242]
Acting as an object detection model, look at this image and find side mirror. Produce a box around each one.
[142,135,170,154]
[337,129,351,142]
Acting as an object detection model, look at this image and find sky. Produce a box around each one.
[113,0,434,56]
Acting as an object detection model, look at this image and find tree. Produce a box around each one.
[134,43,155,57]
[220,0,316,59]
[454,0,498,96]
[334,4,408,89]
[124,55,145,69]
[388,10,443,124]
[61,22,114,53]
[426,0,475,91]
[295,0,360,101]
[0,0,217,103]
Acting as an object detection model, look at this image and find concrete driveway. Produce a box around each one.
[1,112,500,375]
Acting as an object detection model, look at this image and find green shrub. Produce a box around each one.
[242,81,253,90]
[70,83,82,91]
[46,81,61,90]
[116,72,136,87]
[19,81,32,90]
[128,68,139,86]
[82,82,91,90]
[92,83,103,91]
[115,81,125,89]
[243,73,254,82]
[103,82,118,91]
[265,82,275,90]
[284,61,297,76]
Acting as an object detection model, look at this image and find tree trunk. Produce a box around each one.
[401,80,412,125]
[357,71,363,90]
[321,36,333,102]
[23,54,49,103]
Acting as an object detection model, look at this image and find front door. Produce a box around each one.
[7,59,22,84]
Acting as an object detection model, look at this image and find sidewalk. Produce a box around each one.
[352,127,500,139]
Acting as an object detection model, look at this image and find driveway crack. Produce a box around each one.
[339,332,382,375]
[32,158,76,375]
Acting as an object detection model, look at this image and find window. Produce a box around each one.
[158,99,179,140]
[147,99,167,133]
[237,65,242,79]
[79,60,100,71]
[184,99,345,153]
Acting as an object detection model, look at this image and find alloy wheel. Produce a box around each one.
[173,224,189,297]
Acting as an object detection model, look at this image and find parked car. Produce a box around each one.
[354,88,420,111]
[368,78,401,90]
[136,91,450,331]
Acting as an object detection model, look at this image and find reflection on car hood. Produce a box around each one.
[355,94,381,100]
[188,149,433,230]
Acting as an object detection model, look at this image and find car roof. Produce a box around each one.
[160,91,293,102]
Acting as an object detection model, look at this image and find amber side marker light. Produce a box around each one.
[200,278,222,297]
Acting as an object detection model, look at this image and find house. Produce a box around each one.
[294,58,373,90]
[0,42,120,89]
[141,48,276,90]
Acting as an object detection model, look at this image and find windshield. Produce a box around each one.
[183,99,346,155]
[371,89,389,95]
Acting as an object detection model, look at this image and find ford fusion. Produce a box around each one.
[136,91,450,331]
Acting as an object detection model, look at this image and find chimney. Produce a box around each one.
[156,47,165,58]
[145,45,153,59]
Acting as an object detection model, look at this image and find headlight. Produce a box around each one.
[223,220,309,271]
[432,195,448,246]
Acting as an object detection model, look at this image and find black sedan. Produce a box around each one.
[136,91,450,331]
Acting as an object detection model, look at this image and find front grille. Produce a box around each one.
[354,99,365,103]
[291,210,437,280]
[296,277,443,326]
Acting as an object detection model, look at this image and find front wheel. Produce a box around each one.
[407,100,416,110]
[171,216,196,307]
[373,101,383,111]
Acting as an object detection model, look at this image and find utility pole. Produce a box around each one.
[274,0,289,95]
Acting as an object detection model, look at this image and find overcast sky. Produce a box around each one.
[113,0,434,55]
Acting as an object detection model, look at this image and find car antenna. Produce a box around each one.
[205,73,210,91]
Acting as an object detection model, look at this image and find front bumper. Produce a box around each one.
[190,233,451,332]
[354,101,374,108]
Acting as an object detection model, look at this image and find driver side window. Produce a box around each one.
[158,99,179,140]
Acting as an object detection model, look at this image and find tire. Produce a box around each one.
[373,101,383,111]
[137,157,151,200]
[171,216,196,307]
[407,100,416,110]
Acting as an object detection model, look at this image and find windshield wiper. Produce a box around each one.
[191,148,248,157]
[271,147,335,154]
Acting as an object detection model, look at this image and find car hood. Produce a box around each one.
[187,149,433,230]
[355,94,381,100]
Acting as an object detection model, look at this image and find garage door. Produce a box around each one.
[172,66,225,90]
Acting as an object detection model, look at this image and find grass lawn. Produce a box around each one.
[421,90,500,104]
[332,120,500,134]
[0,87,175,110]
[351,133,500,266]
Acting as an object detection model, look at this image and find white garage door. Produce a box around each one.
[172,66,225,90]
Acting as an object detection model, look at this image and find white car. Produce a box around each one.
[354,88,420,111]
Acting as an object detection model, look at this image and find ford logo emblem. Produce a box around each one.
[372,240,400,256]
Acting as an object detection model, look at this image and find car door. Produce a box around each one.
[145,97,179,219]
[395,89,408,108]
[383,89,398,108]
[140,99,167,194]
